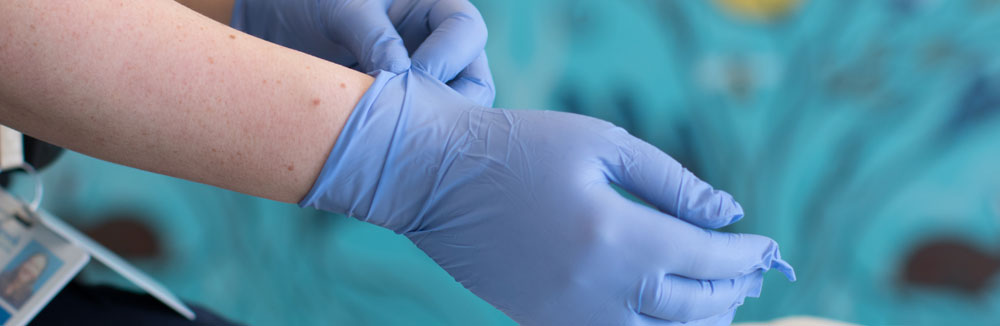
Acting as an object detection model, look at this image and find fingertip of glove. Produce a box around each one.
[450,78,496,107]
[768,242,796,282]
[713,212,743,230]
[755,240,796,282]
[773,258,797,282]
[726,197,745,223]
[698,192,744,229]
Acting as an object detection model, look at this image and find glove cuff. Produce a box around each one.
[300,69,487,233]
[298,71,401,222]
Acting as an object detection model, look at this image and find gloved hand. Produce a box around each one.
[231,0,495,106]
[301,69,795,325]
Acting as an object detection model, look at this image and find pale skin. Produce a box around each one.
[0,0,374,203]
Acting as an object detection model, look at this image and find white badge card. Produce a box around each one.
[0,189,89,326]
[37,209,196,320]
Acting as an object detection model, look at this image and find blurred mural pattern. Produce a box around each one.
[7,0,1000,324]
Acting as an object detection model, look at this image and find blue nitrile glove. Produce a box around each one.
[230,0,495,106]
[301,70,795,326]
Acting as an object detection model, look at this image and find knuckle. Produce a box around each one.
[582,211,620,248]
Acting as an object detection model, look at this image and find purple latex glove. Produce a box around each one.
[301,69,796,325]
[231,0,495,106]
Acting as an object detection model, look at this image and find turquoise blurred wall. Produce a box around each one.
[16,0,1000,324]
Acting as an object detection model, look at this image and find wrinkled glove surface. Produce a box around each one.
[301,69,795,325]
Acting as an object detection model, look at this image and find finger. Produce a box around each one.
[322,3,410,74]
[638,271,762,322]
[624,201,796,281]
[410,0,488,83]
[608,133,745,229]
[668,224,795,281]
[447,52,496,106]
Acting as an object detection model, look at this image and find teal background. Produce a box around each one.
[10,0,1000,324]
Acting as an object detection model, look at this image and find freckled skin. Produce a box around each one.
[0,0,373,203]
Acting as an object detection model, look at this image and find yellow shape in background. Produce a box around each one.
[714,0,802,22]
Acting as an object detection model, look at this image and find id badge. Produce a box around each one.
[0,188,88,326]
[0,187,194,325]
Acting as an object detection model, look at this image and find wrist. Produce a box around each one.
[299,70,484,233]
[299,71,401,220]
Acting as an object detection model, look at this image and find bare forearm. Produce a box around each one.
[0,0,373,203]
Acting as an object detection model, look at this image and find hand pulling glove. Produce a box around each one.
[232,0,495,106]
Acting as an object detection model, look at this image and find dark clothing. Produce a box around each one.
[30,282,241,326]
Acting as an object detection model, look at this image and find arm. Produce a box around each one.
[0,0,372,203]
[1,2,794,324]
